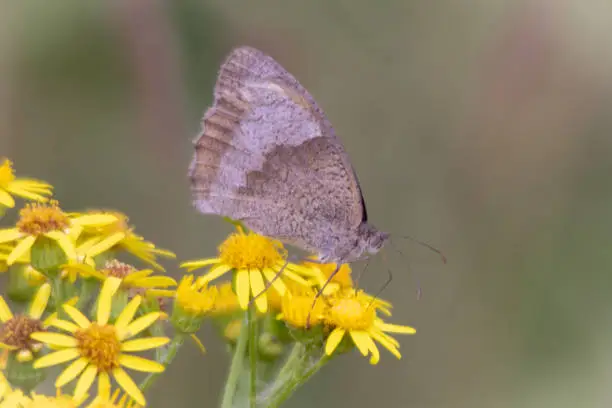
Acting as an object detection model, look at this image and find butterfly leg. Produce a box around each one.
[306,263,342,329]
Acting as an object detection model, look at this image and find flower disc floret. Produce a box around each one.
[17,201,70,236]
[74,324,121,372]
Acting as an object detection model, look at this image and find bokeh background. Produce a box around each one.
[3,1,612,407]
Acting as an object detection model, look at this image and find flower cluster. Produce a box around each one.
[0,158,419,407]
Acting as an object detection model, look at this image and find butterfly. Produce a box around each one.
[189,46,388,265]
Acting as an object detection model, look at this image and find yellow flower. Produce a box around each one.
[0,202,118,266]
[76,212,175,270]
[65,259,176,290]
[0,283,52,361]
[32,278,169,406]
[278,289,328,329]
[175,275,216,317]
[324,290,416,364]
[181,228,317,313]
[0,159,53,209]
[210,282,240,316]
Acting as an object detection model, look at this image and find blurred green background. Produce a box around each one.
[3,1,612,407]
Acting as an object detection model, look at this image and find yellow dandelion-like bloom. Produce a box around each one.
[0,159,53,209]
[278,289,328,329]
[324,290,416,365]
[175,275,216,317]
[209,282,240,316]
[0,283,51,361]
[31,278,169,406]
[76,212,175,270]
[65,259,176,290]
[181,228,317,313]
[0,201,118,266]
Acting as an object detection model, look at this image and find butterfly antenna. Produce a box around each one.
[306,263,342,329]
[354,256,371,289]
[388,238,423,300]
[399,235,447,264]
[249,258,291,308]
[366,262,394,311]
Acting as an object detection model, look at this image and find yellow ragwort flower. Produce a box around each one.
[181,227,318,313]
[32,278,169,406]
[85,389,141,408]
[278,289,328,329]
[210,282,240,316]
[0,201,118,265]
[0,159,53,209]
[324,290,416,365]
[175,275,216,317]
[65,259,176,290]
[0,283,51,362]
[76,211,175,270]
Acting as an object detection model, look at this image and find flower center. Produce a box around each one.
[0,160,15,188]
[0,315,44,350]
[74,323,121,372]
[101,259,133,279]
[328,298,375,330]
[218,232,284,270]
[16,201,70,235]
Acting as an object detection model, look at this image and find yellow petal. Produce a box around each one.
[123,269,153,280]
[0,228,23,244]
[368,340,381,365]
[325,328,346,356]
[48,318,79,333]
[121,337,169,352]
[0,297,13,322]
[30,332,78,348]
[74,364,97,403]
[180,258,220,271]
[28,283,51,319]
[63,304,91,328]
[131,276,176,288]
[122,312,160,340]
[235,270,250,310]
[115,296,142,334]
[56,357,89,387]
[119,354,164,373]
[113,367,145,406]
[262,267,286,296]
[86,232,126,257]
[283,270,309,286]
[249,270,267,313]
[7,235,35,265]
[72,214,118,227]
[98,371,111,401]
[34,348,80,368]
[370,331,402,359]
[376,322,416,334]
[350,330,373,357]
[98,277,122,325]
[198,263,232,284]
[0,190,15,208]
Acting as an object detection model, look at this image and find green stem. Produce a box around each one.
[221,314,249,408]
[140,334,185,392]
[52,277,65,319]
[265,351,331,408]
[248,306,258,408]
[276,342,304,380]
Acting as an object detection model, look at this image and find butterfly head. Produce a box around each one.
[360,223,390,256]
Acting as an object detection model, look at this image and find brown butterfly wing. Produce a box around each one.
[189,46,366,252]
